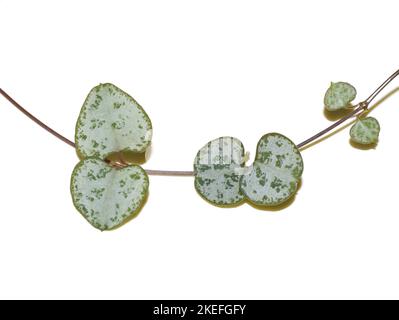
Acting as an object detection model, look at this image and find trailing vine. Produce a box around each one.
[1,68,397,230]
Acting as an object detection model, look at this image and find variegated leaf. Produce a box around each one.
[71,158,149,230]
[240,133,303,206]
[194,137,246,205]
[75,83,152,159]
[324,82,356,111]
[350,117,380,145]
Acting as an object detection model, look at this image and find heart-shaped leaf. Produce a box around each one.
[71,158,149,230]
[324,82,356,111]
[75,83,152,159]
[350,117,380,145]
[240,133,303,206]
[194,137,245,205]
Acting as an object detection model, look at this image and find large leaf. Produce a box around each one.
[71,158,149,230]
[350,117,380,145]
[324,82,356,111]
[194,137,245,205]
[240,133,303,206]
[75,83,152,159]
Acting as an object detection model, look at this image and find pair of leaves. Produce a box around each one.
[71,84,152,230]
[324,82,380,145]
[194,133,304,207]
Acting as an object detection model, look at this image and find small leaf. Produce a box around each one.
[194,137,246,205]
[75,83,152,159]
[240,133,303,206]
[71,158,149,230]
[324,82,357,111]
[350,117,380,145]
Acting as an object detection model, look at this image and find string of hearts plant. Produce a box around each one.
[0,68,397,230]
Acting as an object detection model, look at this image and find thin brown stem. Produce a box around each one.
[145,169,194,176]
[0,88,76,148]
[297,68,399,149]
[296,104,367,149]
[1,68,399,175]
[365,68,399,104]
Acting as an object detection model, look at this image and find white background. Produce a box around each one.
[1,0,399,299]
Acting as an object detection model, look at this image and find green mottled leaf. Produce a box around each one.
[75,83,152,159]
[324,82,357,111]
[350,117,380,145]
[71,158,149,230]
[194,137,245,205]
[240,133,303,206]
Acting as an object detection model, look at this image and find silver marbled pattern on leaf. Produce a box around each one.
[240,133,303,206]
[71,158,149,230]
[350,117,380,145]
[75,83,152,159]
[194,137,246,205]
[324,82,357,111]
